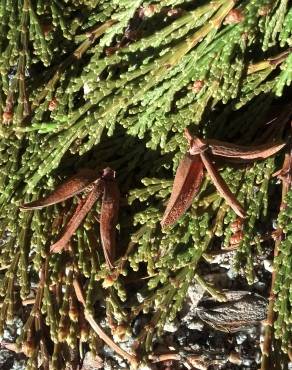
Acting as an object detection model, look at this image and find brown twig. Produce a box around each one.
[260,144,292,369]
[203,230,281,263]
[0,341,22,353]
[72,278,138,367]
[150,352,181,362]
[149,351,226,369]
[247,48,291,74]
[22,298,36,306]
[199,150,245,218]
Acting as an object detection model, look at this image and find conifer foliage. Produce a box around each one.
[0,1,291,369]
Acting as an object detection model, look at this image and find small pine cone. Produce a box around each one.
[80,324,89,342]
[224,9,245,24]
[230,230,244,245]
[192,80,205,93]
[41,23,53,36]
[105,46,119,56]
[113,324,128,340]
[138,4,157,18]
[48,97,58,111]
[230,218,243,233]
[167,8,181,17]
[102,274,116,288]
[258,6,271,16]
[58,325,70,342]
[2,111,13,124]
[69,306,79,322]
[22,340,36,357]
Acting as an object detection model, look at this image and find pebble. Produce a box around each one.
[253,281,266,292]
[242,358,253,366]
[255,351,262,364]
[263,259,273,273]
[228,351,242,365]
[132,316,148,336]
[186,321,204,331]
[164,320,179,333]
[227,267,238,279]
[136,292,145,303]
[81,352,103,369]
[187,284,205,307]
[272,219,278,230]
[236,332,247,344]
[137,363,155,370]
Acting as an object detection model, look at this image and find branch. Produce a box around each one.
[73,278,138,367]
[260,145,292,370]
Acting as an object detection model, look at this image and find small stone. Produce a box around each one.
[81,352,103,370]
[272,219,278,230]
[138,5,157,18]
[255,351,262,364]
[137,363,154,370]
[236,332,247,344]
[167,8,181,17]
[187,356,208,370]
[242,358,253,366]
[187,321,204,331]
[136,292,145,303]
[263,259,273,273]
[164,320,179,333]
[252,281,266,293]
[103,360,114,370]
[228,351,242,365]
[187,284,205,307]
[113,324,128,342]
